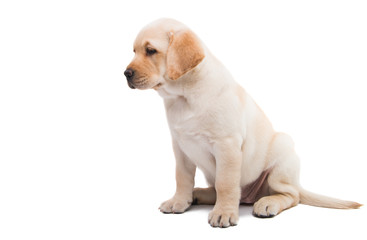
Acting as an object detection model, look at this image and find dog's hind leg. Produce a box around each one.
[253,133,301,218]
[193,187,216,205]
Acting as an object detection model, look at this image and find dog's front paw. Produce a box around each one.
[208,206,239,228]
[159,197,192,214]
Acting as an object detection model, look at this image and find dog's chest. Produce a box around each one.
[165,98,216,173]
[169,107,213,154]
[174,131,216,183]
[165,97,214,138]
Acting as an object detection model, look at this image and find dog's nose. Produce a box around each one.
[124,68,134,81]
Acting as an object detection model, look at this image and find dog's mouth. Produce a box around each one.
[128,79,163,90]
[128,78,148,89]
[127,81,136,89]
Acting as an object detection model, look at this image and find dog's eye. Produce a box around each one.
[146,48,157,56]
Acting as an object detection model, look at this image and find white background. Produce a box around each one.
[0,0,366,239]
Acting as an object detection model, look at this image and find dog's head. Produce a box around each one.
[124,19,205,90]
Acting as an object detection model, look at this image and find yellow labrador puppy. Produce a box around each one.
[124,18,361,228]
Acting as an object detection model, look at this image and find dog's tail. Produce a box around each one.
[299,188,362,209]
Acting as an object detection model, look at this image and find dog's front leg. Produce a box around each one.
[159,140,196,214]
[208,138,242,227]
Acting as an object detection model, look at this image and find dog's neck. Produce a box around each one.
[157,52,235,105]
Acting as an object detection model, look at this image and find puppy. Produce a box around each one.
[124,18,361,228]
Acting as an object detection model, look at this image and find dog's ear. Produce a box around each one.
[166,30,205,80]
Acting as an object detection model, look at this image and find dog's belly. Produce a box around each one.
[240,168,271,204]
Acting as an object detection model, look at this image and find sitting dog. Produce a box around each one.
[124,18,361,228]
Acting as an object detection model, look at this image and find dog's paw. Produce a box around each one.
[208,207,238,228]
[159,197,191,214]
[253,197,280,218]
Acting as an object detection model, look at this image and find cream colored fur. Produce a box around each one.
[125,18,361,228]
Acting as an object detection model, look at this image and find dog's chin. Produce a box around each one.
[127,82,136,89]
[128,81,163,90]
